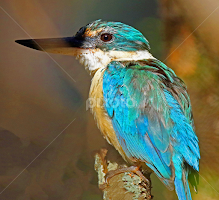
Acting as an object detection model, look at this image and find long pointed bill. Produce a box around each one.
[15,37,89,56]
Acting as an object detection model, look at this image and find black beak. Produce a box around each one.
[15,36,87,56]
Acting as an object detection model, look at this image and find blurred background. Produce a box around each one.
[0,0,219,199]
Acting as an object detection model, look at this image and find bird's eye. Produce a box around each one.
[100,33,113,42]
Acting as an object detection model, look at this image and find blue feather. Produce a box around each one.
[175,176,192,200]
[102,59,200,198]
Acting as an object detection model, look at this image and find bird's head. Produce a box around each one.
[16,20,153,72]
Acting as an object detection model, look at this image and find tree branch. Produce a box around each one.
[94,149,152,200]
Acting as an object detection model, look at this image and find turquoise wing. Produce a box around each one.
[102,59,200,189]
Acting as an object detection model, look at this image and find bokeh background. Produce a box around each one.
[0,0,219,199]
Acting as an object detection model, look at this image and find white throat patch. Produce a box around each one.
[75,49,154,72]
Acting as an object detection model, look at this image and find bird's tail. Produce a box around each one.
[174,175,192,200]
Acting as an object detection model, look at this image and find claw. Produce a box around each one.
[99,182,108,190]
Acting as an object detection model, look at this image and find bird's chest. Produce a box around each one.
[89,67,128,161]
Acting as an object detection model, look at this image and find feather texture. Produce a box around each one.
[102,59,200,199]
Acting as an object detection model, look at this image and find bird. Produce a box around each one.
[15,19,200,200]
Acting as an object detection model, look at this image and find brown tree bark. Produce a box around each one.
[94,149,152,200]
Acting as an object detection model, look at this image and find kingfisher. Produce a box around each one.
[15,19,200,200]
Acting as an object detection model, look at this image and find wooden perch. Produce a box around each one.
[94,149,152,200]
